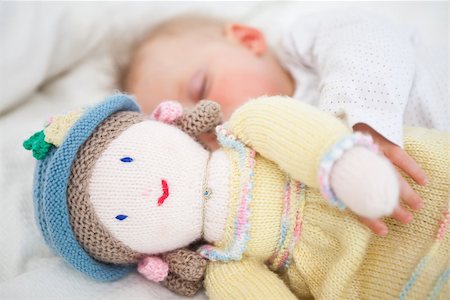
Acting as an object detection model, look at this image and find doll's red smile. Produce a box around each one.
[157,179,170,206]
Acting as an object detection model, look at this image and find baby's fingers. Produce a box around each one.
[398,174,423,210]
[391,205,413,224]
[388,147,428,186]
[359,205,413,237]
[358,217,388,237]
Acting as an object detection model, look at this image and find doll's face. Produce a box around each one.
[88,120,208,254]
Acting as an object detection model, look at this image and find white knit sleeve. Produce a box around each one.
[283,11,416,146]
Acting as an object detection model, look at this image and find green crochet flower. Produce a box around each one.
[23,130,53,160]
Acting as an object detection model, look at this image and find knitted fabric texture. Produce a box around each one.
[162,248,208,296]
[267,180,306,273]
[44,109,83,147]
[31,94,140,281]
[164,273,204,297]
[207,132,449,300]
[199,125,256,261]
[318,132,378,209]
[163,249,207,281]
[204,97,449,300]
[137,256,169,282]
[29,94,213,293]
[174,100,222,139]
[151,101,183,124]
[24,109,84,160]
[68,111,147,264]
[23,130,53,160]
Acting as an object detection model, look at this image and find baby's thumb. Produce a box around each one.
[330,146,399,219]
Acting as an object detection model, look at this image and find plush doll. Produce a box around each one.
[24,93,449,299]
[23,96,219,296]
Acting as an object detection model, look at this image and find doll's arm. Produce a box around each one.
[228,96,399,218]
[204,258,297,300]
[228,96,349,188]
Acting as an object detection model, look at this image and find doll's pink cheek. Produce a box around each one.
[142,188,152,197]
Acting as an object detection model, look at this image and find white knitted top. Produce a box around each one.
[277,10,449,147]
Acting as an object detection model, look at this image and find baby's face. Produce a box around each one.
[127,28,293,121]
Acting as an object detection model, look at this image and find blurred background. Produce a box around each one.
[0,2,448,299]
[0,2,447,115]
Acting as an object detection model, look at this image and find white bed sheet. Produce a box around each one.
[0,2,447,299]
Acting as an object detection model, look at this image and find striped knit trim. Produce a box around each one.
[399,210,450,300]
[267,179,306,272]
[318,132,378,209]
[427,267,450,300]
[198,124,256,261]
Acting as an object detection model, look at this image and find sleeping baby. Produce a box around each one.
[22,10,449,300]
[121,11,449,237]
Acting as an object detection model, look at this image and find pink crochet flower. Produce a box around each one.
[151,101,183,124]
[137,256,169,282]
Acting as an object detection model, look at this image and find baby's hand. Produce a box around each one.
[352,123,428,236]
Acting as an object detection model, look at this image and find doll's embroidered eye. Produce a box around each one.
[115,214,128,221]
[120,157,133,163]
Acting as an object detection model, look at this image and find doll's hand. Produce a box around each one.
[353,123,428,236]
[331,146,400,220]
[162,248,207,296]
[163,248,207,282]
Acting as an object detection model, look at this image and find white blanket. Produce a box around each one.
[0,2,447,299]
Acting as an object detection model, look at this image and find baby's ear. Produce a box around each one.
[225,23,266,56]
[151,101,183,124]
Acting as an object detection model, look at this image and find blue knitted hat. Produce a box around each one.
[24,93,140,281]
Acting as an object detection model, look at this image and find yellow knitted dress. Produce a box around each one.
[201,97,450,300]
